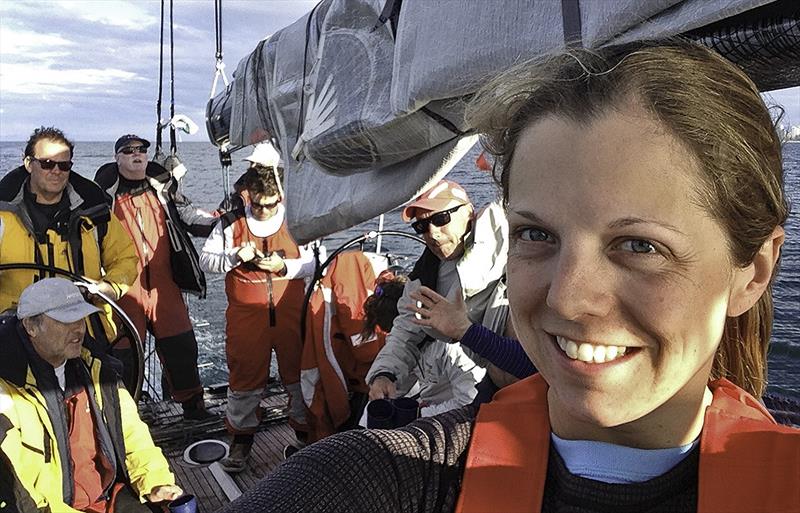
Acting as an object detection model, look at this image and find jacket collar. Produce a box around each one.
[0,316,32,387]
[0,165,110,217]
[95,161,173,194]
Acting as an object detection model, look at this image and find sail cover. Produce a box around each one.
[207,0,799,244]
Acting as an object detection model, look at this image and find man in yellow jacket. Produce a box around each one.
[0,126,138,341]
[0,278,181,512]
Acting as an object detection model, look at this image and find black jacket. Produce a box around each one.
[94,161,215,298]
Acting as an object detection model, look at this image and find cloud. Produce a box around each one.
[1,62,142,95]
[0,26,75,55]
[53,0,158,31]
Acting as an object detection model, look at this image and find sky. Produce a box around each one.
[0,0,798,143]
[0,0,317,142]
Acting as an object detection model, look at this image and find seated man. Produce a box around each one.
[366,180,508,410]
[0,278,182,512]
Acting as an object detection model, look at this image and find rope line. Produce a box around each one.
[210,0,229,98]
[155,0,166,153]
[169,0,176,155]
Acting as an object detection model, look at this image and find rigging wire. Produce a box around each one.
[210,0,230,99]
[155,0,179,158]
[169,0,176,155]
[155,0,166,156]
[212,0,232,211]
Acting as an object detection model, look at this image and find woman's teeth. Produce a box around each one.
[556,336,627,363]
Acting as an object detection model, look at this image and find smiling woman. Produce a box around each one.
[214,40,799,513]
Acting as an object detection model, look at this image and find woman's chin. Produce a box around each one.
[550,387,646,432]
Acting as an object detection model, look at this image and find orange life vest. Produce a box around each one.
[225,214,302,305]
[457,374,800,513]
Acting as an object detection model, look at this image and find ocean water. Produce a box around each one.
[1,141,798,401]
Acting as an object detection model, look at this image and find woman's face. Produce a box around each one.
[506,102,747,446]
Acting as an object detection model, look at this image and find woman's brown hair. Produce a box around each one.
[361,271,408,341]
[466,40,788,397]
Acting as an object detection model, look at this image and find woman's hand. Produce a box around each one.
[409,286,472,341]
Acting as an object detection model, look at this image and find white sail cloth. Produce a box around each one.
[223,0,778,243]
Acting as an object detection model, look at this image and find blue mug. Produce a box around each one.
[366,397,420,428]
[366,398,395,428]
[392,397,420,427]
[169,494,197,513]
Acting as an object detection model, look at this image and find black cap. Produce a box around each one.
[114,134,151,154]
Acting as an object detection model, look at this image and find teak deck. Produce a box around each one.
[140,386,292,513]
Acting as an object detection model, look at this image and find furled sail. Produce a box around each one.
[206,0,799,244]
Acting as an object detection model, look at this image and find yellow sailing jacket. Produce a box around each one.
[0,167,138,337]
[0,317,175,511]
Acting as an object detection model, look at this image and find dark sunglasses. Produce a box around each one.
[411,204,463,234]
[31,158,73,171]
[252,199,281,211]
[118,146,148,155]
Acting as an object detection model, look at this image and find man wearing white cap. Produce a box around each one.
[201,143,319,472]
[220,142,286,213]
[365,179,509,413]
[0,278,180,512]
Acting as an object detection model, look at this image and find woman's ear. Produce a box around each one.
[727,226,785,317]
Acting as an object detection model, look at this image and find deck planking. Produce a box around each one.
[141,388,294,512]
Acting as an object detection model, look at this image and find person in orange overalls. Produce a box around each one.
[200,143,319,472]
[95,135,217,420]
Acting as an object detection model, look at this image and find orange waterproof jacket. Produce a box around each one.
[300,251,378,441]
[457,374,800,513]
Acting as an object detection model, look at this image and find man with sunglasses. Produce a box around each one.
[366,179,509,410]
[0,126,138,341]
[95,134,217,421]
[200,143,320,472]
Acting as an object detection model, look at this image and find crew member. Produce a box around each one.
[0,126,138,340]
[0,278,182,512]
[200,143,318,472]
[95,135,216,420]
[366,180,508,407]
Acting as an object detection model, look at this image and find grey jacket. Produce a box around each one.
[365,202,508,400]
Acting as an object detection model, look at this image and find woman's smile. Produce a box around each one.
[505,98,751,445]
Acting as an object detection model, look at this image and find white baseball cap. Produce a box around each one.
[243,143,283,168]
[17,278,100,323]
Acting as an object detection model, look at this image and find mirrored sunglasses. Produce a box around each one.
[411,204,463,234]
[252,199,281,211]
[32,158,73,171]
[118,146,148,155]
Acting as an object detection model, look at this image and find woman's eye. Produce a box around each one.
[517,228,551,242]
[621,239,657,254]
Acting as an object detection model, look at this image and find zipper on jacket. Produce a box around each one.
[46,238,57,278]
[135,207,151,290]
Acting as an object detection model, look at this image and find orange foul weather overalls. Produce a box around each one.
[225,215,307,434]
[112,187,203,404]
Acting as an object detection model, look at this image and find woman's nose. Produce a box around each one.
[545,249,613,320]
